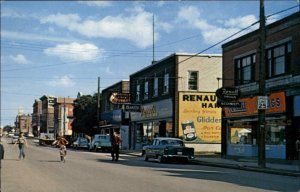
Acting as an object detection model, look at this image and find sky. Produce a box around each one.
[1,0,299,127]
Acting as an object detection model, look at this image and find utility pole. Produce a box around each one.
[97,77,100,133]
[63,97,66,136]
[258,0,266,168]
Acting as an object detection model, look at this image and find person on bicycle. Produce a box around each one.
[54,136,69,162]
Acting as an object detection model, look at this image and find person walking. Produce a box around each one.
[111,131,122,161]
[14,132,28,160]
[53,136,69,162]
[0,141,4,160]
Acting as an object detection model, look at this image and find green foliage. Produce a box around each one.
[72,93,100,135]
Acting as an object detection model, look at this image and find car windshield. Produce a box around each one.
[161,140,183,146]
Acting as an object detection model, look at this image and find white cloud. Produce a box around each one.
[44,42,104,62]
[78,1,112,7]
[177,6,258,45]
[1,30,77,43]
[47,75,75,87]
[224,15,257,28]
[9,54,30,64]
[1,8,25,18]
[40,7,161,48]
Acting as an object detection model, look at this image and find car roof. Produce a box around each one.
[153,137,182,141]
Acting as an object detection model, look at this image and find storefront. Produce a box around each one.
[130,99,173,149]
[224,92,287,159]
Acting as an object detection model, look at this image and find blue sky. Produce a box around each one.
[1,0,299,126]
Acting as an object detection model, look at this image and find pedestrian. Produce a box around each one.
[14,132,28,160]
[111,131,122,161]
[0,141,4,160]
[53,136,69,162]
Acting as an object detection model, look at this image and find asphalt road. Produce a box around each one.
[1,137,300,192]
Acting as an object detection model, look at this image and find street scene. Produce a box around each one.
[1,137,300,192]
[1,1,300,192]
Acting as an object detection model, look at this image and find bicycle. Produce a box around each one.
[60,145,67,163]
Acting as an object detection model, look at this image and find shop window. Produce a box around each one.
[230,127,252,144]
[265,124,285,145]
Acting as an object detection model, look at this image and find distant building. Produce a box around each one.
[40,95,55,134]
[32,100,42,137]
[15,108,32,135]
[54,97,75,138]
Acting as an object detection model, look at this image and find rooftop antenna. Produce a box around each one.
[152,14,155,64]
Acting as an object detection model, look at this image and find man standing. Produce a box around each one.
[14,132,28,160]
[111,131,122,161]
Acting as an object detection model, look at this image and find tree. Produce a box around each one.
[72,93,100,136]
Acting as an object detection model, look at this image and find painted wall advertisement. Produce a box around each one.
[178,92,221,143]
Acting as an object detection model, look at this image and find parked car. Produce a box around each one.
[72,137,89,149]
[143,137,194,163]
[89,134,112,152]
[11,135,19,144]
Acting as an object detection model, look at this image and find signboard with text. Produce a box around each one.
[178,92,221,143]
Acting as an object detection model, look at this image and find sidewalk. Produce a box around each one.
[121,150,300,177]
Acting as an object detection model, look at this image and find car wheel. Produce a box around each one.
[94,146,97,152]
[158,155,165,163]
[144,155,149,161]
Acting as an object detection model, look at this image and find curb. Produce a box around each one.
[190,160,300,177]
[121,151,300,177]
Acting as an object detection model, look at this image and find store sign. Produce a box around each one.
[109,93,130,104]
[216,87,240,101]
[224,92,286,117]
[123,104,141,112]
[217,99,241,107]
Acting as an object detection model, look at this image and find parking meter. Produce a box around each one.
[296,140,300,152]
[296,140,300,172]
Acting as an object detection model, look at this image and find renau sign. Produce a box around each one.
[216,87,240,101]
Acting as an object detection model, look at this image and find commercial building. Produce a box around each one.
[222,12,300,159]
[40,95,55,134]
[32,100,42,137]
[129,53,222,151]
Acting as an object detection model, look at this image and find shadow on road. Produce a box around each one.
[94,155,299,192]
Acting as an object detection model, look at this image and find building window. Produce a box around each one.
[153,77,158,97]
[163,73,169,94]
[235,54,255,85]
[267,42,291,78]
[136,84,140,102]
[144,81,149,100]
[188,71,198,91]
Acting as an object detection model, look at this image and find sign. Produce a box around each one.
[257,96,268,109]
[224,92,286,117]
[123,104,141,112]
[109,93,130,104]
[216,87,240,101]
[179,92,221,143]
[217,99,241,107]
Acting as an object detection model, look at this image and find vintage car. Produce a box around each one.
[143,137,194,163]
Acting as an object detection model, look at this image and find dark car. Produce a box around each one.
[143,137,194,163]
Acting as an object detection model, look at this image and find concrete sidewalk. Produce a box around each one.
[121,150,300,177]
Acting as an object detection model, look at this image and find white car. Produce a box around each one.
[89,134,111,152]
[72,137,89,149]
[11,136,19,144]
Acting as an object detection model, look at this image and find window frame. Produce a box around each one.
[267,42,291,78]
[188,71,199,91]
[234,54,256,86]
